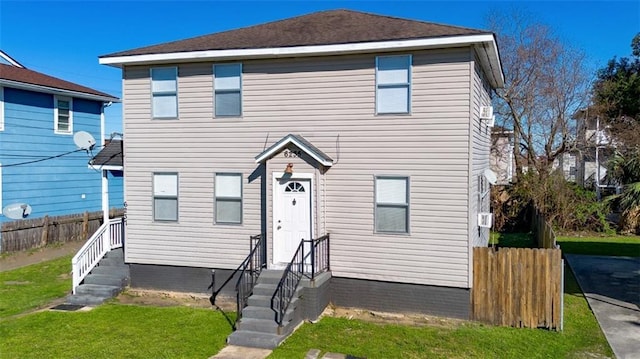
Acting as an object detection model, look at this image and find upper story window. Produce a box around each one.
[376,55,411,114]
[375,176,409,233]
[0,86,4,131]
[214,63,242,117]
[151,67,178,119]
[54,96,73,134]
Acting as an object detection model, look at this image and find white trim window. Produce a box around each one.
[0,86,4,131]
[214,63,242,117]
[215,173,242,224]
[151,67,178,119]
[54,96,73,134]
[153,173,178,221]
[376,55,411,114]
[375,176,409,233]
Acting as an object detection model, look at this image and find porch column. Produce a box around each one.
[102,170,111,246]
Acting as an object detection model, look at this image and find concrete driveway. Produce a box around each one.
[565,254,640,359]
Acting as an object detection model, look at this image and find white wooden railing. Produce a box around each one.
[72,218,124,294]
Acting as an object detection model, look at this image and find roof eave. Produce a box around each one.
[100,34,503,87]
[89,164,123,171]
[0,79,120,103]
[256,134,333,166]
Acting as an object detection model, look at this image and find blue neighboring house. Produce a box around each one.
[0,51,121,233]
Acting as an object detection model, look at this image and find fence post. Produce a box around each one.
[40,215,49,247]
[121,217,126,248]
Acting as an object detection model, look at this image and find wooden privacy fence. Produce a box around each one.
[532,208,557,249]
[472,247,563,331]
[1,208,124,253]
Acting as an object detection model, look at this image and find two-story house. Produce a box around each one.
[0,51,121,245]
[99,9,503,337]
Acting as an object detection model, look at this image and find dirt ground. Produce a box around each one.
[115,288,466,328]
[0,240,85,272]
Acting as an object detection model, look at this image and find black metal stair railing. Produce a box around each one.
[209,234,265,327]
[271,240,305,326]
[306,234,330,279]
[271,234,330,326]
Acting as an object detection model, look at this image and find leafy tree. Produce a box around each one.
[592,33,640,148]
[595,34,640,233]
[607,149,640,233]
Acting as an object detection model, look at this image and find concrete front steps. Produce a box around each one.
[66,248,129,306]
[227,269,303,349]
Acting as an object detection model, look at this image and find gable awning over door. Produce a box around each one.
[255,134,333,167]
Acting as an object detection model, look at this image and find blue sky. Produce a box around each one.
[1,1,638,138]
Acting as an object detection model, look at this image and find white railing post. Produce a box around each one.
[72,257,80,294]
[103,218,111,252]
[71,217,125,294]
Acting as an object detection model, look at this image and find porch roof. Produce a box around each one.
[90,139,123,170]
[255,134,333,167]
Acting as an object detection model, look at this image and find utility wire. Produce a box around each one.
[0,148,88,168]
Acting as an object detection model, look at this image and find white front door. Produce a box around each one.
[273,177,312,266]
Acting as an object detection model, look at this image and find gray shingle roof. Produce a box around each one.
[0,63,118,100]
[102,9,488,57]
[91,140,123,167]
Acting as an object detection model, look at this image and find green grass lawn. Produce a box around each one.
[1,235,626,358]
[557,235,640,257]
[0,255,73,318]
[271,270,612,359]
[491,232,640,257]
[0,304,230,359]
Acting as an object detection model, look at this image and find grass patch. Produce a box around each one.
[272,269,612,359]
[490,232,640,257]
[0,303,231,358]
[557,235,640,257]
[490,232,535,248]
[0,255,72,318]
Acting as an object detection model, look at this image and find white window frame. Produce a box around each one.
[151,67,178,119]
[153,172,178,222]
[374,176,410,234]
[375,55,412,115]
[215,173,243,224]
[213,63,242,117]
[54,96,73,134]
[0,86,4,131]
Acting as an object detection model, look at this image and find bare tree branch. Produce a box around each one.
[488,9,590,178]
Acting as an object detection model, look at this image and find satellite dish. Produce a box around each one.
[2,203,32,220]
[484,169,498,185]
[73,131,96,150]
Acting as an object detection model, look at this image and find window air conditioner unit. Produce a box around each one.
[478,212,493,228]
[486,115,495,128]
[479,106,493,120]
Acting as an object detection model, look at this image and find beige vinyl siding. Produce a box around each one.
[469,54,493,251]
[122,48,475,287]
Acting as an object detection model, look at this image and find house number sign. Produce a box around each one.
[283,149,301,158]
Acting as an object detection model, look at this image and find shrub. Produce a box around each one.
[491,172,612,233]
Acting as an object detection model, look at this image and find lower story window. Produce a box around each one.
[375,176,409,233]
[153,173,178,221]
[215,173,242,224]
